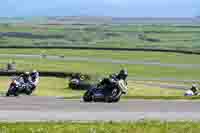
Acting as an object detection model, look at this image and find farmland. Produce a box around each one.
[0,22,199,52]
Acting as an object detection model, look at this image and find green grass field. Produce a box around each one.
[0,48,200,80]
[0,56,200,80]
[0,23,200,51]
[1,48,200,64]
[1,121,200,133]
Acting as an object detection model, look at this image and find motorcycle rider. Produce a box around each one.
[185,84,199,96]
[190,84,199,95]
[30,70,39,91]
[19,71,32,91]
[116,69,128,82]
[20,72,31,83]
[107,69,128,83]
[70,73,81,80]
[98,69,128,95]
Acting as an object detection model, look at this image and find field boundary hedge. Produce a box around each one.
[0,46,199,55]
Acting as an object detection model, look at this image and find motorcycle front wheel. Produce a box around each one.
[83,90,93,102]
[6,87,19,97]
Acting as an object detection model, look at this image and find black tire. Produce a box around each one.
[111,88,122,102]
[6,92,10,97]
[25,90,32,95]
[6,88,18,97]
[68,82,73,88]
[69,82,77,90]
[83,90,93,102]
[112,97,121,103]
[105,96,113,103]
[13,92,19,96]
[13,88,19,96]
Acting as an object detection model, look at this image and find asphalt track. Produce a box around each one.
[1,96,200,122]
[0,54,200,68]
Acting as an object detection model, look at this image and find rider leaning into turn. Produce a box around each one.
[30,70,40,91]
[115,69,128,83]
[19,71,32,84]
[190,84,199,95]
[19,70,39,91]
[98,69,128,94]
[18,72,32,91]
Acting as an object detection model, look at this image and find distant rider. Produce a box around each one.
[190,84,199,95]
[185,84,199,96]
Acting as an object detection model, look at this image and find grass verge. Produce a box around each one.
[0,57,200,80]
[1,121,200,133]
[1,48,200,64]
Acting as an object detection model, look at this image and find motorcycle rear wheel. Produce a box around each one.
[13,92,19,96]
[104,96,113,103]
[25,89,32,95]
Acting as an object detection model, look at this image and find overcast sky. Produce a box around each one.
[0,0,199,17]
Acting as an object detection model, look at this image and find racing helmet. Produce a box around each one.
[118,69,128,80]
[192,84,197,88]
[191,84,199,92]
[23,71,30,78]
[24,71,30,75]
[109,73,117,79]
[31,70,38,78]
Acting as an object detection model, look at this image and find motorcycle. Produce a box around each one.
[68,74,91,90]
[184,90,200,96]
[6,77,33,96]
[83,79,128,103]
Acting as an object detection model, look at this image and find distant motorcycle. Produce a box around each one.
[68,74,91,90]
[184,90,200,96]
[184,85,199,96]
[83,79,128,103]
[68,78,91,90]
[6,77,33,96]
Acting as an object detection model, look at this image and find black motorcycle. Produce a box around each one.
[6,77,33,96]
[68,74,91,90]
[83,79,128,103]
[69,78,90,90]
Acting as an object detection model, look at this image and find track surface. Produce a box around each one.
[1,96,200,122]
